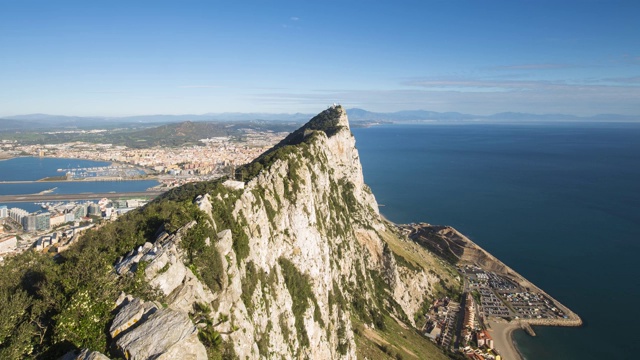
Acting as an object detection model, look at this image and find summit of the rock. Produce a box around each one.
[272,104,349,149]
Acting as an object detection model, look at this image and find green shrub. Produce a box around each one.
[278,258,321,347]
[241,262,260,315]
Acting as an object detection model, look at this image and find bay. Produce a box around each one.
[0,157,159,211]
[352,122,640,360]
[0,157,112,181]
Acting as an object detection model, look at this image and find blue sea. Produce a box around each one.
[352,122,640,360]
[0,157,159,212]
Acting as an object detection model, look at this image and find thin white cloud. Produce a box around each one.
[177,85,223,89]
[489,63,575,70]
[86,90,131,94]
[250,83,640,116]
[402,76,640,92]
[282,16,301,29]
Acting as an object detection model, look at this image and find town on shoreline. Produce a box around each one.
[0,131,289,258]
[0,128,288,188]
[401,223,582,360]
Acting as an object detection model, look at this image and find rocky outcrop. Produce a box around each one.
[114,308,206,360]
[109,221,215,360]
[61,349,111,360]
[114,220,214,310]
[110,298,153,338]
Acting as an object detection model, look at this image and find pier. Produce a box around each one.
[521,322,536,336]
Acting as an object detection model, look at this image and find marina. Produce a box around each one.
[56,164,148,180]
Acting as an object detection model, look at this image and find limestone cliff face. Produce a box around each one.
[94,106,458,359]
[188,105,452,358]
[215,106,380,359]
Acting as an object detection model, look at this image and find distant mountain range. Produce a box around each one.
[345,109,639,122]
[1,109,638,131]
[0,112,313,130]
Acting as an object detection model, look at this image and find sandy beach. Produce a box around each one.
[487,319,523,360]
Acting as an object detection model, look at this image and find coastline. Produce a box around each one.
[383,216,527,358]
[487,320,523,360]
[441,225,582,359]
[0,156,156,182]
[391,220,582,360]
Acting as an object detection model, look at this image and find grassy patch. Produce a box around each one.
[353,315,449,360]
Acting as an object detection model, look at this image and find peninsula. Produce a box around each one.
[404,223,582,359]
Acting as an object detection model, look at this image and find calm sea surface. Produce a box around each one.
[0,157,159,212]
[353,123,640,360]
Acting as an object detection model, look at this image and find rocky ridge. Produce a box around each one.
[65,106,460,359]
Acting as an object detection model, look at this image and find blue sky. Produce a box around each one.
[1,0,639,116]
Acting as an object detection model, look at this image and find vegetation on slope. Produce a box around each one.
[278,258,322,349]
[233,105,345,183]
[1,120,299,149]
[353,314,450,360]
[0,180,244,357]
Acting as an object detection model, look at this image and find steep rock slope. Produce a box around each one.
[166,105,461,359]
[0,106,461,360]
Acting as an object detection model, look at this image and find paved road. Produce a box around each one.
[0,191,166,203]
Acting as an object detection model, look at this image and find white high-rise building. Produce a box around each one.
[10,208,29,223]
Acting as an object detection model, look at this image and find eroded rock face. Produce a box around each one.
[109,298,146,338]
[146,247,188,296]
[166,270,214,313]
[114,308,206,360]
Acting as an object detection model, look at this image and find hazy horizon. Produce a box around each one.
[2,107,639,122]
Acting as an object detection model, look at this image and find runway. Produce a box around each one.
[0,191,165,203]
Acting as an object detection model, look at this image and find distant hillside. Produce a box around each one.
[1,112,314,127]
[110,120,300,148]
[0,118,40,131]
[0,120,301,148]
